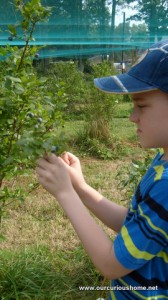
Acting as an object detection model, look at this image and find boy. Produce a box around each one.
[36,40,168,299]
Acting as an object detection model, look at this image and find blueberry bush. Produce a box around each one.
[0,0,67,225]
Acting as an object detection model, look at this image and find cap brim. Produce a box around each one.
[94,73,158,94]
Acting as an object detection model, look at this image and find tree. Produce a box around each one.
[128,0,168,42]
[109,0,125,39]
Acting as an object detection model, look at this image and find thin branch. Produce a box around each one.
[17,21,36,71]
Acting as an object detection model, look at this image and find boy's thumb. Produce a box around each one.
[60,152,70,165]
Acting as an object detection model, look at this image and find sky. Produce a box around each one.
[108,1,142,26]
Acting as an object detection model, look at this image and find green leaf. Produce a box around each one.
[6,76,22,83]
[22,18,29,27]
[8,24,17,36]
[14,83,25,94]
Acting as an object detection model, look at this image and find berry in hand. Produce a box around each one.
[51,146,57,153]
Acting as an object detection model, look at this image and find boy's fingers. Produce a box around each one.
[61,151,70,165]
[37,158,48,169]
[36,166,46,177]
[59,157,71,170]
[42,153,59,165]
[37,154,57,169]
[61,151,78,166]
[37,153,72,171]
[46,155,68,172]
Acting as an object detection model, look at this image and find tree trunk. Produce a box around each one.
[109,0,117,61]
[149,0,158,42]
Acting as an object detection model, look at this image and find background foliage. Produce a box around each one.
[0,0,167,59]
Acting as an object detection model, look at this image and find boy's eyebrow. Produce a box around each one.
[131,96,146,101]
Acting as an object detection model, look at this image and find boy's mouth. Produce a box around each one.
[137,129,142,134]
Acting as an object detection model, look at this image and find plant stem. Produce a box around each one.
[7,102,25,156]
[17,21,36,71]
[0,178,3,188]
[7,118,17,156]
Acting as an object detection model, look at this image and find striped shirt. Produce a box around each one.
[109,152,168,300]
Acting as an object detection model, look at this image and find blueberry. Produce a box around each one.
[37,117,43,123]
[27,112,34,118]
[35,124,39,129]
[8,36,13,41]
[51,146,57,153]
[35,53,39,58]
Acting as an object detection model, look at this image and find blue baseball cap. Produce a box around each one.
[94,40,168,94]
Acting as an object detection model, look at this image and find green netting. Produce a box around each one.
[0,0,168,59]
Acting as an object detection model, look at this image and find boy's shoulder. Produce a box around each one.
[143,151,168,181]
[133,151,168,202]
[150,151,168,181]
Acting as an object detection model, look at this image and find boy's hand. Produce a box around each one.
[36,154,73,198]
[60,152,86,191]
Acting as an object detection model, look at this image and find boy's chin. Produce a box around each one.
[140,142,160,149]
[139,141,156,149]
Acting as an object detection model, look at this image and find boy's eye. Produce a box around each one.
[138,105,146,108]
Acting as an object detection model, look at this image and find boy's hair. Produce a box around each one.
[94,39,168,95]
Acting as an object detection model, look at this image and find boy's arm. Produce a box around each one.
[36,154,133,280]
[75,183,128,233]
[55,188,132,280]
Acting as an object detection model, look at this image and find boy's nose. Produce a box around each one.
[129,109,139,123]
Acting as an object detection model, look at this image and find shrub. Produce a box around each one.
[74,61,122,157]
[0,0,66,226]
[39,61,88,119]
[117,150,156,203]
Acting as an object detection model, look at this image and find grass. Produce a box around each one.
[64,101,142,160]
[0,163,118,300]
[0,101,150,300]
[0,246,106,300]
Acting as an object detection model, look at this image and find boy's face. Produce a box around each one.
[130,90,168,155]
